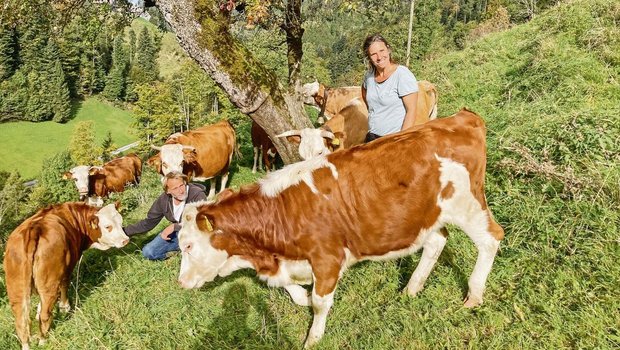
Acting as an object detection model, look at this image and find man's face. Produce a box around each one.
[167,178,188,201]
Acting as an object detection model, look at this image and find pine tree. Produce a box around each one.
[0,26,17,81]
[0,171,28,233]
[103,36,129,101]
[132,26,158,85]
[69,121,100,165]
[128,28,136,64]
[51,60,72,122]
[100,131,116,162]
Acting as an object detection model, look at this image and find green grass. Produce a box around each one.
[0,0,619,349]
[0,98,137,179]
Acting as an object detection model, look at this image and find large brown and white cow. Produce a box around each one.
[150,120,236,199]
[63,153,142,206]
[291,80,439,158]
[251,120,278,173]
[3,202,129,350]
[176,109,504,348]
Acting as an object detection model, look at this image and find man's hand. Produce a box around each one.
[160,224,175,240]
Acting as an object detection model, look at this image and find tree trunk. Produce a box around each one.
[156,0,311,163]
[282,0,304,93]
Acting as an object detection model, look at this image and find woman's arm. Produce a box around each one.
[401,92,419,131]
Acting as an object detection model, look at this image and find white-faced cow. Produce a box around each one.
[4,202,129,350]
[176,109,504,348]
[251,120,278,173]
[292,81,439,159]
[150,120,236,199]
[63,153,142,206]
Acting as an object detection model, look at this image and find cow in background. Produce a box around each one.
[302,81,362,124]
[251,120,278,173]
[176,109,504,348]
[289,80,439,159]
[150,120,236,199]
[63,153,142,206]
[4,202,129,350]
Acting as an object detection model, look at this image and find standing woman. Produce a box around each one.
[361,33,419,142]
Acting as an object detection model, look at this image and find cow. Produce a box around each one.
[3,202,129,350]
[277,99,369,159]
[251,120,278,173]
[150,120,236,199]
[176,109,504,348]
[291,81,439,158]
[303,80,438,124]
[62,153,142,206]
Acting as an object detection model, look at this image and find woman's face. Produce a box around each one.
[367,41,391,70]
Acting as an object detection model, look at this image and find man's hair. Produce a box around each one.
[163,171,188,191]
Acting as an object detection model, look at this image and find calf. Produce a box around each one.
[63,153,142,205]
[4,202,129,350]
[176,109,504,348]
[251,120,278,173]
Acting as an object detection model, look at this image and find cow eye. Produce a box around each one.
[162,163,168,169]
[184,243,192,253]
[73,178,78,182]
[105,225,113,232]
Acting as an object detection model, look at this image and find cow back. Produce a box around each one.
[167,120,236,178]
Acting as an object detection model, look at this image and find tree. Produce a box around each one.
[132,26,159,84]
[0,171,28,236]
[69,121,100,165]
[103,36,129,101]
[100,131,116,162]
[0,26,18,81]
[154,0,311,163]
[28,151,78,211]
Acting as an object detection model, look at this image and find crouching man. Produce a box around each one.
[124,171,207,260]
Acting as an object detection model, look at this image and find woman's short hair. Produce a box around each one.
[362,33,394,71]
[163,171,188,191]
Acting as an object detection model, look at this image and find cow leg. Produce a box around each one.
[219,172,229,193]
[284,284,311,306]
[304,259,342,348]
[36,290,58,345]
[207,178,217,199]
[252,146,259,173]
[405,228,448,297]
[461,214,503,308]
[6,272,32,349]
[58,277,71,313]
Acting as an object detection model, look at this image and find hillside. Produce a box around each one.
[0,98,137,179]
[0,0,618,349]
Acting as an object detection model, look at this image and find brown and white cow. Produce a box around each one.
[176,109,504,348]
[251,120,278,173]
[150,120,236,199]
[302,81,362,124]
[293,81,439,158]
[63,153,142,206]
[3,202,129,350]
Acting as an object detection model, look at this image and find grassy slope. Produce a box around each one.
[1,1,619,349]
[0,98,136,179]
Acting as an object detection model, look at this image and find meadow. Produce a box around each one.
[0,98,137,179]
[0,0,618,349]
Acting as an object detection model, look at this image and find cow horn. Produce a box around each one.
[182,145,196,151]
[276,130,301,138]
[151,145,162,151]
[320,130,335,139]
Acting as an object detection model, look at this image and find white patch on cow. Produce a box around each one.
[259,155,338,198]
[343,96,364,108]
[305,287,335,348]
[218,255,254,277]
[159,144,186,175]
[259,259,314,287]
[284,284,312,306]
[177,204,229,289]
[87,196,104,207]
[435,155,500,306]
[68,165,90,196]
[93,204,129,249]
[405,229,447,297]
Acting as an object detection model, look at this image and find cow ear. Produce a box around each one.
[88,167,98,176]
[114,201,121,210]
[197,213,215,233]
[62,172,72,180]
[216,188,234,202]
[89,216,99,230]
[285,135,301,145]
[331,132,345,150]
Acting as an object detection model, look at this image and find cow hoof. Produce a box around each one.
[38,338,47,346]
[21,342,30,350]
[303,335,320,349]
[59,301,71,313]
[463,295,483,308]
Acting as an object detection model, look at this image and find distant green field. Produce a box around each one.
[0,98,137,179]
